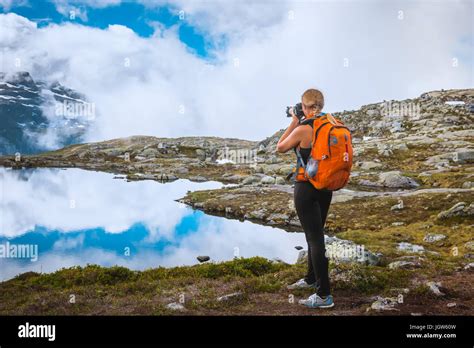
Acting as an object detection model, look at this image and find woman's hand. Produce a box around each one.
[288,108,300,125]
[290,115,300,126]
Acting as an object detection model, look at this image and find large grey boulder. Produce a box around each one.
[378,171,419,188]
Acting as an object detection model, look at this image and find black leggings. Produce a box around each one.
[294,181,333,297]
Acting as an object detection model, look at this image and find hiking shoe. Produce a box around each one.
[287,278,318,290]
[298,293,334,308]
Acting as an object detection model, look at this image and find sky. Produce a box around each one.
[0,0,473,145]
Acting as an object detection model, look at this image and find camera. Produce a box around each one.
[286,102,305,120]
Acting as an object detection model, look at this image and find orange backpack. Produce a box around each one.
[290,113,353,191]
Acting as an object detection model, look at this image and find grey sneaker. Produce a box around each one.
[287,278,318,290]
[298,293,334,308]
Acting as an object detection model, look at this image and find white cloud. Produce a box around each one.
[0,167,222,238]
[0,0,28,11]
[0,0,472,147]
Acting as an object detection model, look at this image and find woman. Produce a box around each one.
[276,88,334,309]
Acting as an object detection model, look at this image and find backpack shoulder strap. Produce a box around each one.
[300,112,327,127]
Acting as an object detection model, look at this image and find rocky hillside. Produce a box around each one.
[0,71,92,155]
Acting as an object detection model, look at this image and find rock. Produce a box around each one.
[426,281,445,296]
[275,177,286,185]
[270,257,289,265]
[464,262,474,270]
[265,155,282,164]
[217,292,244,303]
[392,222,405,226]
[465,241,474,251]
[462,181,473,189]
[437,202,474,220]
[266,213,289,222]
[369,296,399,311]
[166,302,185,311]
[189,175,208,182]
[324,236,382,266]
[288,217,302,227]
[242,175,261,185]
[195,149,206,160]
[225,174,245,182]
[388,260,421,270]
[254,165,265,173]
[447,302,457,308]
[392,143,409,152]
[452,150,474,164]
[260,175,276,185]
[156,173,178,181]
[296,250,308,264]
[295,246,304,250]
[390,199,404,210]
[377,144,394,157]
[277,164,295,175]
[358,161,383,170]
[175,167,189,174]
[398,242,425,253]
[379,171,419,188]
[423,233,447,243]
[140,148,159,158]
[358,179,383,187]
[244,209,266,220]
[197,255,210,263]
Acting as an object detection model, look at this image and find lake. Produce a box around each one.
[0,167,306,281]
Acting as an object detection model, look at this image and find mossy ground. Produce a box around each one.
[3,255,471,315]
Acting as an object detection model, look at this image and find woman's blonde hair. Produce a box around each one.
[302,88,324,113]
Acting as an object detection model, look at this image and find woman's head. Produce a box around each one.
[301,88,324,118]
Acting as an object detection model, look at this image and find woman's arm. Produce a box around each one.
[276,116,302,153]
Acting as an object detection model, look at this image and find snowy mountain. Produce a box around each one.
[0,71,93,155]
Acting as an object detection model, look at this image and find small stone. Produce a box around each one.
[423,234,447,243]
[388,260,420,270]
[295,246,304,250]
[465,241,474,251]
[398,242,425,253]
[437,202,473,220]
[275,176,286,185]
[242,175,261,185]
[296,250,308,264]
[166,302,185,311]
[260,175,276,185]
[217,292,244,303]
[390,199,404,210]
[370,296,399,311]
[189,175,208,182]
[464,262,474,270]
[462,181,473,189]
[197,255,210,263]
[446,302,457,308]
[426,281,445,297]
